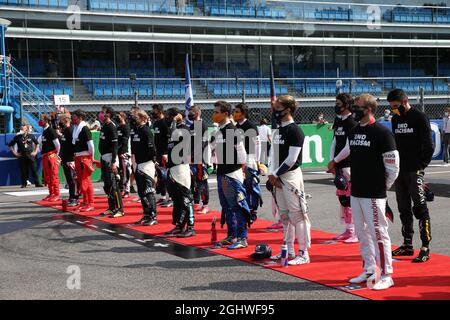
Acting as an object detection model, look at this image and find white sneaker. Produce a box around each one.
[270,252,295,260]
[288,252,310,265]
[349,271,373,284]
[371,276,394,290]
[344,234,359,243]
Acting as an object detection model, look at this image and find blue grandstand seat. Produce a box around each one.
[211,7,219,16]
[127,2,136,11]
[94,88,103,97]
[99,1,108,10]
[121,87,131,96]
[104,88,113,96]
[109,1,118,10]
[48,0,58,7]
[112,87,121,96]
[135,3,145,11]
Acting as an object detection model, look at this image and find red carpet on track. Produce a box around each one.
[37,195,450,300]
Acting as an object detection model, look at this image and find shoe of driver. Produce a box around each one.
[270,252,296,260]
[371,276,394,290]
[349,272,373,284]
[288,253,310,265]
[412,247,430,263]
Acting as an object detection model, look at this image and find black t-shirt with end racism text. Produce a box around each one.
[272,122,305,172]
[168,122,190,168]
[349,122,397,199]
[214,122,243,175]
[41,127,58,154]
[152,118,169,156]
[73,126,92,153]
[131,125,156,165]
[60,125,75,162]
[391,107,434,172]
[117,123,130,155]
[99,121,118,161]
[236,119,259,156]
[189,120,208,163]
[333,115,358,169]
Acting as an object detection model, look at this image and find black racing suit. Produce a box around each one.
[167,121,195,229]
[60,125,78,201]
[99,121,123,212]
[153,118,169,197]
[190,119,209,206]
[391,108,434,247]
[132,124,157,220]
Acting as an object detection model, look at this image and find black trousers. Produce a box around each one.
[135,169,157,219]
[62,162,78,200]
[156,155,167,197]
[18,154,39,186]
[444,133,450,163]
[395,170,432,247]
[168,174,194,228]
[101,159,124,212]
[190,165,209,205]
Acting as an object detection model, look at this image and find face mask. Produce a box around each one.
[38,121,45,127]
[353,107,366,122]
[392,104,405,116]
[188,113,196,121]
[318,116,324,121]
[335,104,343,115]
[212,113,227,124]
[98,112,105,123]
[72,118,78,125]
[274,107,288,124]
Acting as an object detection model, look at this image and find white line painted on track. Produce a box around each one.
[75,220,88,224]
[154,243,169,247]
[118,233,135,239]
[135,239,153,243]
[87,225,98,229]
[102,228,116,233]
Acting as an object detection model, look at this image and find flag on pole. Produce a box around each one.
[269,55,277,129]
[185,53,194,125]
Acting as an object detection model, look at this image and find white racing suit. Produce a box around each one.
[352,150,399,277]
[273,167,312,255]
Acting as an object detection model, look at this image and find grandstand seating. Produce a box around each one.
[0,0,69,8]
[204,80,288,97]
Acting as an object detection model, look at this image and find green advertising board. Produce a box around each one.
[299,123,334,168]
